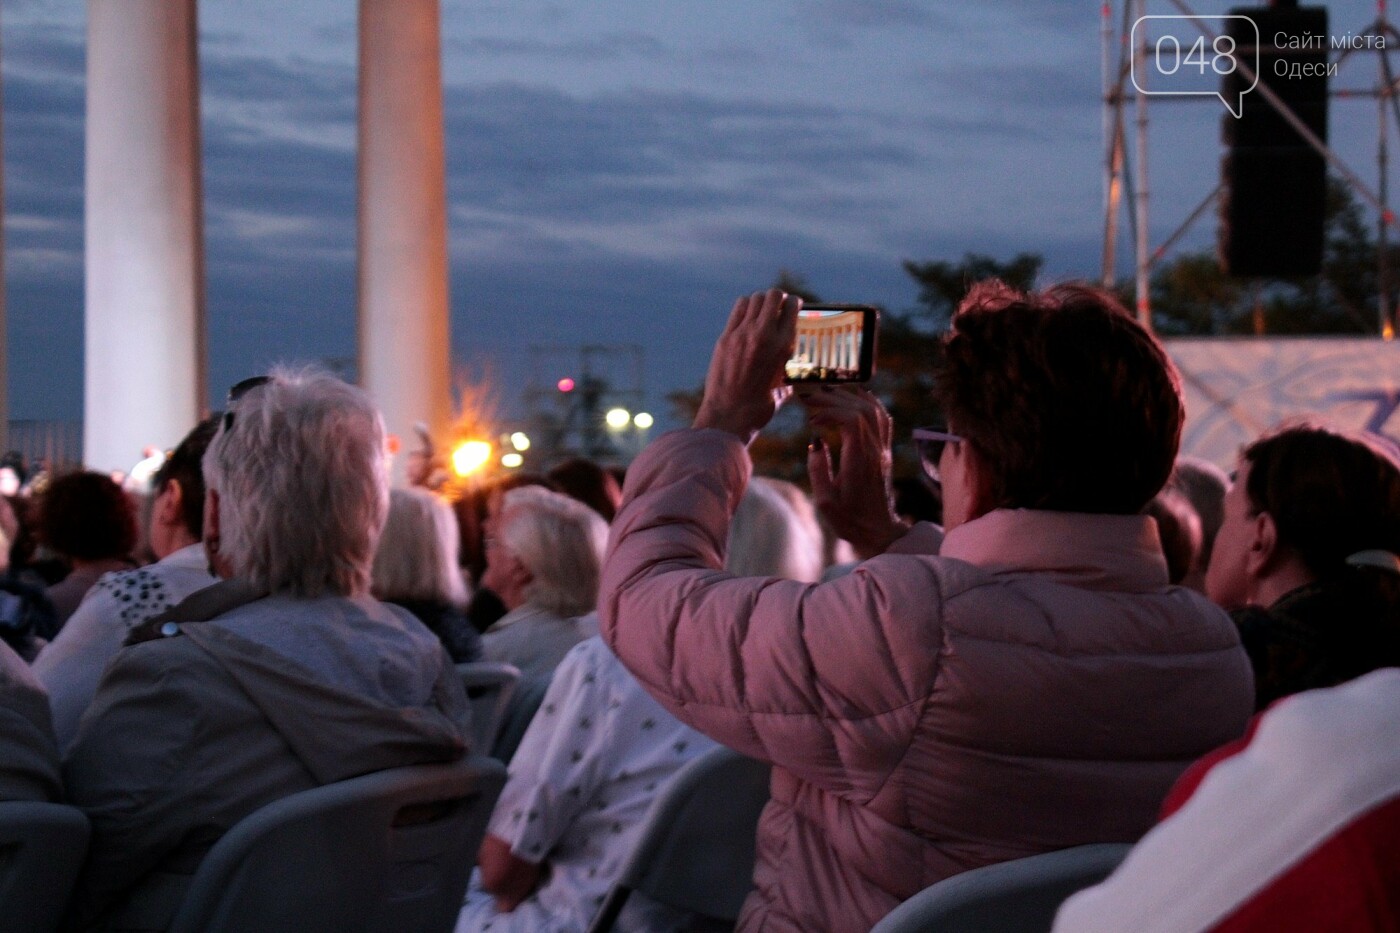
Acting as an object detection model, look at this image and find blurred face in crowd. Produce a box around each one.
[481,506,531,610]
[1205,462,1260,609]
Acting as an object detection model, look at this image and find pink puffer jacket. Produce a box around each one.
[599,429,1255,932]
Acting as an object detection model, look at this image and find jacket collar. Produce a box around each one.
[486,602,564,633]
[160,542,212,570]
[940,508,1170,592]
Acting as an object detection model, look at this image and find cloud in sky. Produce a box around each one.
[1,0,1383,435]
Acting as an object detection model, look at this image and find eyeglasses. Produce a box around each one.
[221,376,272,432]
[913,426,963,487]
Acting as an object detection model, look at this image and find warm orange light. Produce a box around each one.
[452,440,493,477]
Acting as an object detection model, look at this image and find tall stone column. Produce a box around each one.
[85,0,205,473]
[358,0,452,483]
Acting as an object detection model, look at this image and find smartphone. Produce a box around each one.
[784,304,879,384]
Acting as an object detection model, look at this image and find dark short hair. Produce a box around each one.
[937,280,1184,514]
[38,471,138,561]
[1243,423,1400,577]
[153,415,221,540]
[546,457,621,522]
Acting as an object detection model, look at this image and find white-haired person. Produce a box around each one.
[479,486,607,680]
[62,370,469,932]
[35,416,221,751]
[599,286,1253,931]
[456,477,823,933]
[373,487,483,663]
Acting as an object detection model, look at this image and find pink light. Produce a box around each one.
[557,377,576,393]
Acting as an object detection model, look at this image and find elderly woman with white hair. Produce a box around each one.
[457,476,824,933]
[63,370,469,932]
[373,487,483,663]
[479,485,608,680]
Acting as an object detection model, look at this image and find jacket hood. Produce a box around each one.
[143,582,467,784]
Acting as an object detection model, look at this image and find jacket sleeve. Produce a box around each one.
[599,429,948,802]
[32,579,130,754]
[487,642,608,863]
[62,644,211,930]
[0,643,62,803]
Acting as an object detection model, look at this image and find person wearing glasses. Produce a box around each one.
[63,369,468,932]
[598,284,1255,933]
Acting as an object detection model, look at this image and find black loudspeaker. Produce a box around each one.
[1220,148,1327,277]
[1219,4,1330,277]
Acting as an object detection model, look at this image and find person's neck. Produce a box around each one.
[1254,563,1317,609]
[69,556,129,575]
[153,528,199,561]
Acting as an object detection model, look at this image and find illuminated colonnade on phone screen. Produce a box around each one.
[794,314,862,375]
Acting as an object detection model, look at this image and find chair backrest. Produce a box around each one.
[456,661,520,753]
[168,756,507,933]
[869,843,1135,933]
[586,746,771,933]
[489,673,551,763]
[0,801,91,933]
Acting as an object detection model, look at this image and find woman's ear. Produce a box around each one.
[1246,510,1279,576]
[155,479,184,526]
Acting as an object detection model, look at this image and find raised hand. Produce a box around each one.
[693,289,801,445]
[800,387,910,559]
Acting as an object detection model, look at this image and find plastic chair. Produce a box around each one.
[586,746,771,933]
[869,843,1134,933]
[0,801,91,933]
[456,661,520,753]
[167,756,508,933]
[489,673,551,763]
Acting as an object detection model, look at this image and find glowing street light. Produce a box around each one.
[501,452,524,469]
[509,432,531,451]
[605,407,631,430]
[633,412,654,430]
[452,440,493,477]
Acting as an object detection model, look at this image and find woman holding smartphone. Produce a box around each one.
[599,284,1254,933]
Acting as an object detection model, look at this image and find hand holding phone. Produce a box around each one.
[693,289,802,444]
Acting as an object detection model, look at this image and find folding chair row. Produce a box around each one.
[0,756,506,933]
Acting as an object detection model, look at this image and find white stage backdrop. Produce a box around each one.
[1165,337,1400,468]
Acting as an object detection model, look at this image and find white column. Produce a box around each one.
[84,0,205,473]
[358,0,452,483]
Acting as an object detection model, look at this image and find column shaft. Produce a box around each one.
[358,0,452,480]
[85,0,205,472]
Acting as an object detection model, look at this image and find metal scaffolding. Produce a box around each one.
[1100,0,1399,333]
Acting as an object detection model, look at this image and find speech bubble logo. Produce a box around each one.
[1131,15,1259,118]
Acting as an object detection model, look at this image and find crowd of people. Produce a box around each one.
[0,280,1397,932]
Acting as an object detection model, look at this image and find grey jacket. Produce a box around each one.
[0,639,62,802]
[63,581,469,932]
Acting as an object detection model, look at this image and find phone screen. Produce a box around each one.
[784,305,878,384]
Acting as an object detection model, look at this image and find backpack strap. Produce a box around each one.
[125,578,269,646]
